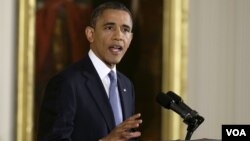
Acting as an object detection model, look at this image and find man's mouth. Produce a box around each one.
[109,45,123,53]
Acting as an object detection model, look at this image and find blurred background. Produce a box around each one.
[1,0,250,141]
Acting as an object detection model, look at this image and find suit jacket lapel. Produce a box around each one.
[80,56,116,130]
[117,74,131,120]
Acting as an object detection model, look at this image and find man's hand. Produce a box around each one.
[99,113,142,141]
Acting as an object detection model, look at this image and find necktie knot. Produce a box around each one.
[108,70,116,83]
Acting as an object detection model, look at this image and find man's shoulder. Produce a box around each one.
[49,57,91,82]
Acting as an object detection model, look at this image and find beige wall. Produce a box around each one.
[0,0,16,141]
[188,0,250,139]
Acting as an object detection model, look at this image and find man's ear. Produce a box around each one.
[85,26,94,43]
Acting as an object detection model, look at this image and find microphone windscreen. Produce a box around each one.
[156,92,173,109]
[166,91,182,103]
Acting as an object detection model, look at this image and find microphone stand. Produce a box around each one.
[184,115,204,140]
[185,130,193,141]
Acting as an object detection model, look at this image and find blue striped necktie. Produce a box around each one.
[108,70,122,125]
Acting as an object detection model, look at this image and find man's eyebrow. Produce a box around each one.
[103,22,115,26]
[103,22,132,30]
[122,24,132,30]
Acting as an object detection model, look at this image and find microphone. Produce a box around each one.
[156,91,205,140]
[156,92,193,121]
[166,91,198,117]
[156,91,204,128]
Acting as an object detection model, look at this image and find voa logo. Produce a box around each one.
[226,129,246,136]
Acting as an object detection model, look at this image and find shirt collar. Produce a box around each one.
[88,49,116,80]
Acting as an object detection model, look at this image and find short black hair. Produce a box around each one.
[89,1,133,28]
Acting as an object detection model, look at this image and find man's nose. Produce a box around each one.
[113,28,123,40]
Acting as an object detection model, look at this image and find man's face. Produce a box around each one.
[86,9,133,68]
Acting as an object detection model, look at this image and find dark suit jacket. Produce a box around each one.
[37,55,136,141]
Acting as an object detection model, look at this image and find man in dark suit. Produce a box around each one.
[37,1,142,141]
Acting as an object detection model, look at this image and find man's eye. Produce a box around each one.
[105,26,113,30]
[122,28,131,33]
